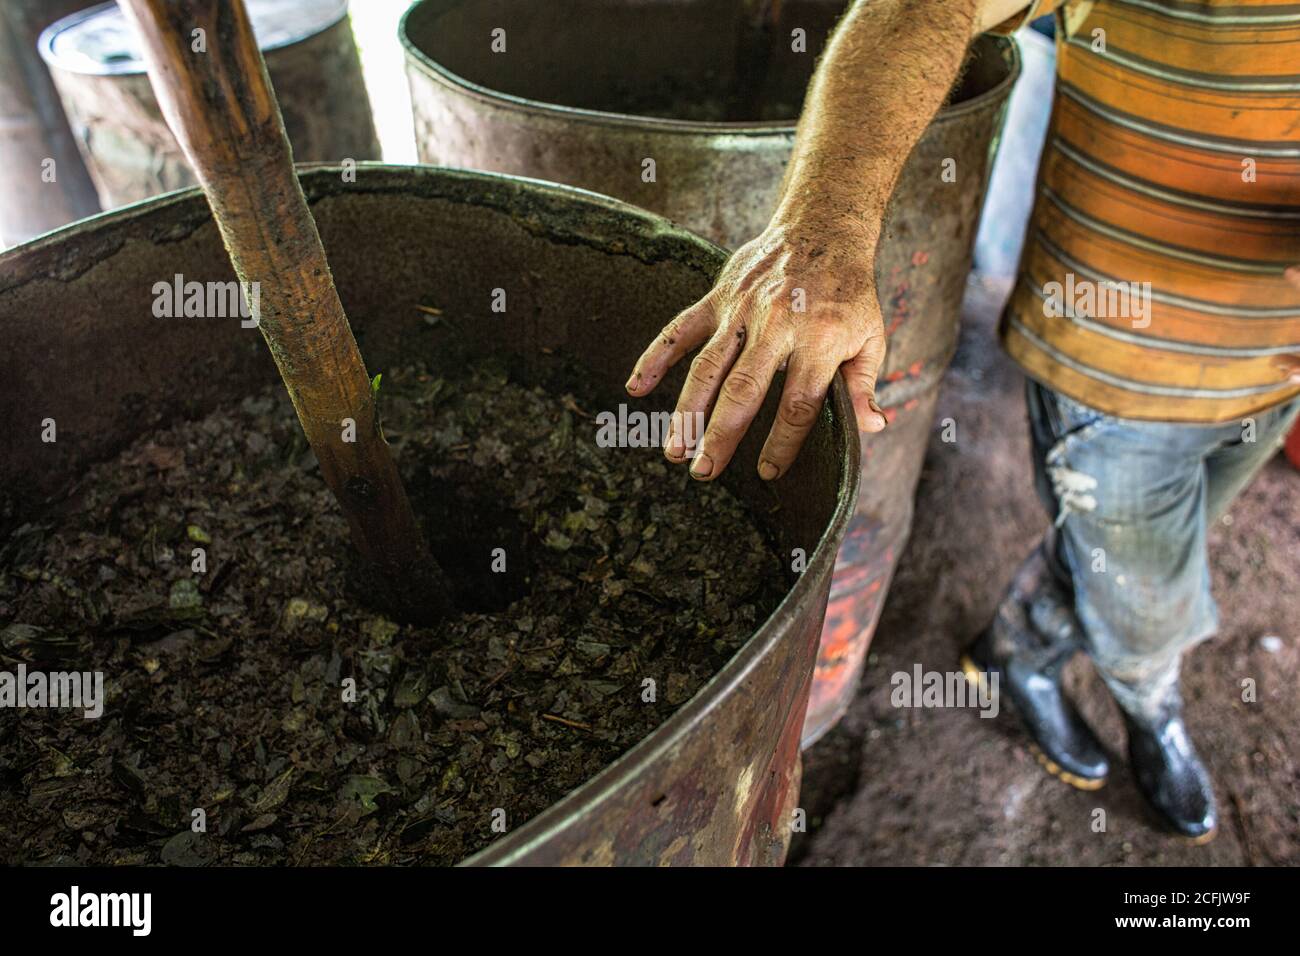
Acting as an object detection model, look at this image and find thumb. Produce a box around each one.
[841,335,888,433]
[1285,266,1300,291]
[1275,352,1300,383]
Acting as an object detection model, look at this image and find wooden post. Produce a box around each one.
[118,0,451,622]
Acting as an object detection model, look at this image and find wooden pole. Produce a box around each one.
[117,0,450,622]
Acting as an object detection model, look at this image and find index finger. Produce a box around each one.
[626,297,717,397]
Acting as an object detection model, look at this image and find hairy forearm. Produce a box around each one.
[775,0,985,241]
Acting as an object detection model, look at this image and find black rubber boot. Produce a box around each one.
[961,541,1110,790]
[1123,689,1218,843]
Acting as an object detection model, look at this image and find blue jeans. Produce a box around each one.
[1026,381,1300,718]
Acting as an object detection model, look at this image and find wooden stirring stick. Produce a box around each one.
[118,0,451,621]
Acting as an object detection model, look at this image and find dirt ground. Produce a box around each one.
[792,275,1300,867]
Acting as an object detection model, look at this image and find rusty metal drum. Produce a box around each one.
[0,165,858,865]
[401,0,1019,746]
[39,0,380,209]
[0,0,101,246]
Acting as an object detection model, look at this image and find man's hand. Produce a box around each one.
[626,216,888,481]
[622,0,992,481]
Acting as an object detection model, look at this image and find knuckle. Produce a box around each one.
[802,324,845,352]
[859,333,888,365]
[779,394,821,429]
[659,318,684,346]
[688,348,725,383]
[721,368,765,407]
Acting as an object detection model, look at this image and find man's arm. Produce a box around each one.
[625,0,1034,481]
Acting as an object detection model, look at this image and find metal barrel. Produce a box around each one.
[38,0,380,209]
[0,165,859,865]
[401,0,1019,746]
[0,0,101,247]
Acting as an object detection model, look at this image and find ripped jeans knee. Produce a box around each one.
[1044,446,1098,527]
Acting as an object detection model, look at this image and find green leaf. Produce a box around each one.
[341,775,394,816]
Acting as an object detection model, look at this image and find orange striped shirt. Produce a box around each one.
[997,0,1300,422]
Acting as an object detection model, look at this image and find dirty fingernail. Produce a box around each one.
[665,423,684,460]
[869,398,888,428]
[625,371,641,392]
[758,460,779,481]
[690,453,714,479]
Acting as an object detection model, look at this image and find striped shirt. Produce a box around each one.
[995,0,1300,422]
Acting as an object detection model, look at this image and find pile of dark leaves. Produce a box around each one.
[0,361,786,865]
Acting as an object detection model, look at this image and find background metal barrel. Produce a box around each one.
[401,0,1019,746]
[39,0,380,209]
[0,0,100,247]
[0,165,858,865]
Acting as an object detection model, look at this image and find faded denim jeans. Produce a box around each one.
[1026,381,1300,719]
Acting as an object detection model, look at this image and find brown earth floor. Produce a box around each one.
[791,276,1300,867]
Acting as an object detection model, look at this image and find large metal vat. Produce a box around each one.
[401,0,1019,745]
[0,165,859,865]
[39,0,380,208]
